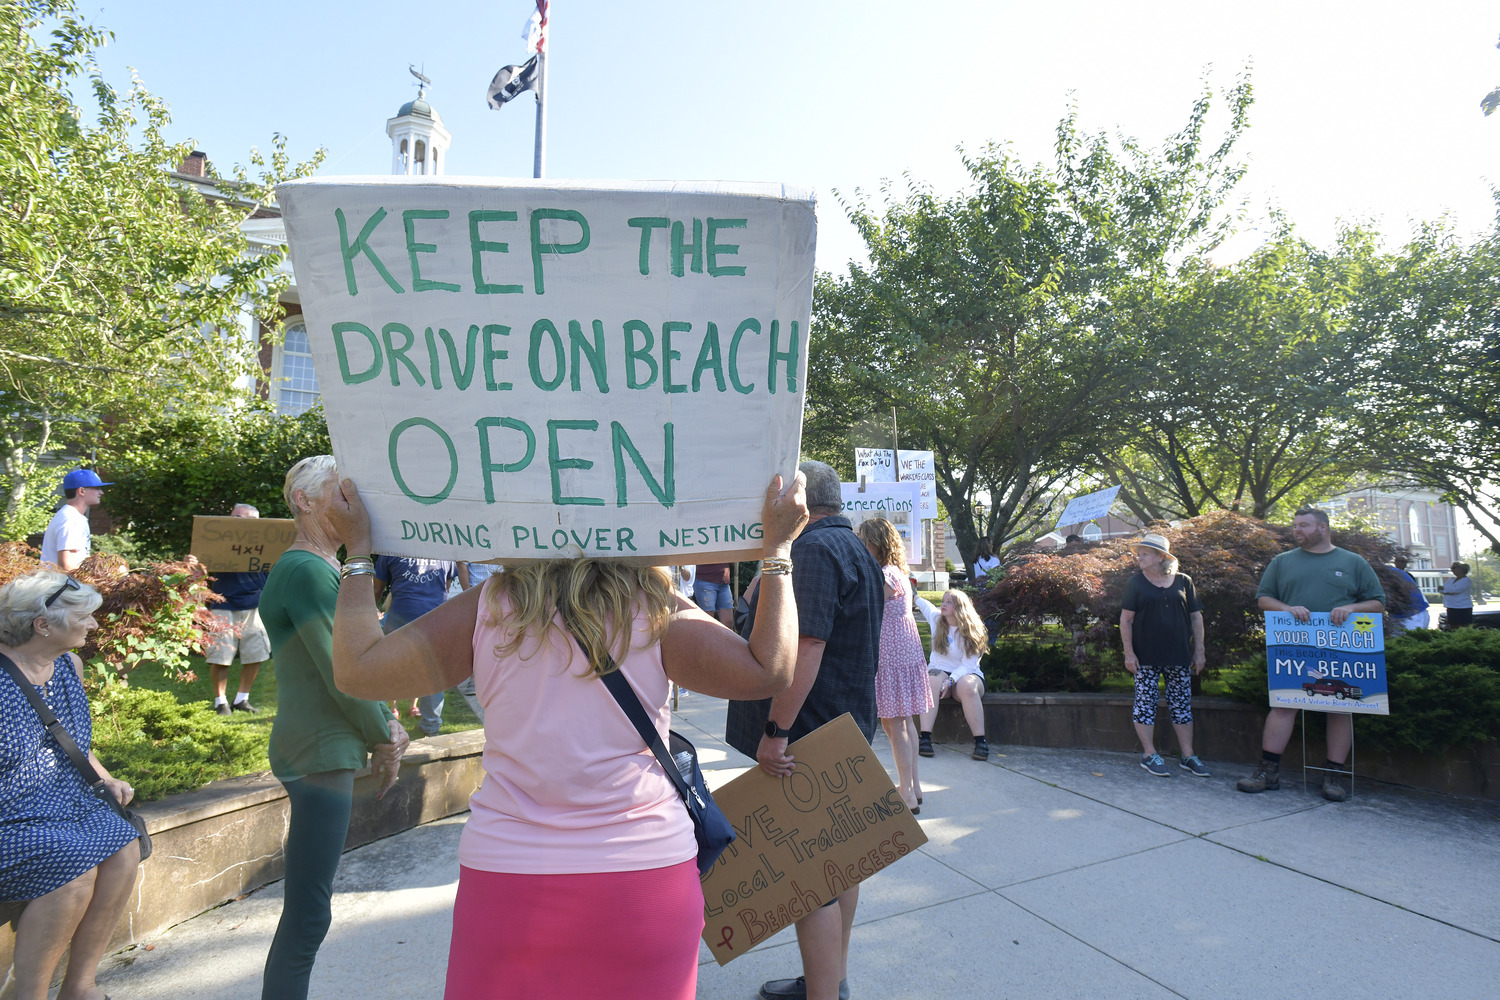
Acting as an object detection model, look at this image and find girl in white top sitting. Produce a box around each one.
[915,589,991,761]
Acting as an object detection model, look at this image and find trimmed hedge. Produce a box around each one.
[90,685,268,801]
[1224,628,1500,753]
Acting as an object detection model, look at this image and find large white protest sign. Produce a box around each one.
[1055,484,1121,529]
[277,178,815,564]
[841,482,923,564]
[896,449,937,520]
[855,448,937,520]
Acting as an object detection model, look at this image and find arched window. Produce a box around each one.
[414,139,427,174]
[1082,523,1103,541]
[276,323,320,415]
[400,138,409,173]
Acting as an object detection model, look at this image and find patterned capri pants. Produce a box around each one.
[1131,665,1193,725]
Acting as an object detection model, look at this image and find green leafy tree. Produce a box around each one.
[1350,217,1500,550]
[1101,227,1385,521]
[1463,549,1500,598]
[0,0,322,535]
[808,78,1253,564]
[97,405,332,560]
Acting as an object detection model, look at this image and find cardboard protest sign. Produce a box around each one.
[840,482,923,564]
[189,516,297,574]
[277,178,816,565]
[1263,611,1389,715]
[1055,484,1121,529]
[700,714,926,966]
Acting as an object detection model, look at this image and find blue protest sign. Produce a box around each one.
[1263,611,1389,715]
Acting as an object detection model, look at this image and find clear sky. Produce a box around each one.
[87,0,1499,275]
[83,0,1500,554]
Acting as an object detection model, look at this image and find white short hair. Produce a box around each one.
[0,570,103,646]
[283,455,338,519]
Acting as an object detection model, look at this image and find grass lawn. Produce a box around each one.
[128,653,484,778]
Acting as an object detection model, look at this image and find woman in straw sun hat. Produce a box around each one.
[1119,532,1210,778]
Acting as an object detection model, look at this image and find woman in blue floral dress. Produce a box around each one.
[0,570,141,1000]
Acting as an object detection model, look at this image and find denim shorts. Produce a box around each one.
[693,580,734,612]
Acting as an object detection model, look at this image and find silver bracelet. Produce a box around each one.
[761,556,792,577]
[341,558,376,580]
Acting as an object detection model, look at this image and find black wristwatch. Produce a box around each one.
[764,720,793,739]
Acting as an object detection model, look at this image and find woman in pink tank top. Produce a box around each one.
[323,473,808,1000]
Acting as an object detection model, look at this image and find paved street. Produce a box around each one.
[98,695,1499,999]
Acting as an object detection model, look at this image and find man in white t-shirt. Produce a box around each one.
[40,468,112,571]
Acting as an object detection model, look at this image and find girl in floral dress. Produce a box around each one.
[856,518,933,813]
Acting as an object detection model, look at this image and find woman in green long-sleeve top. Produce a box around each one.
[259,455,409,1000]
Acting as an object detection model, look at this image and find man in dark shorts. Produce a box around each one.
[1237,507,1384,801]
[727,460,884,1000]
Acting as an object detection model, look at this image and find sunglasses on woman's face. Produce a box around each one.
[44,577,81,607]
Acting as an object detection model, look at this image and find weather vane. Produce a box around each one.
[409,64,431,94]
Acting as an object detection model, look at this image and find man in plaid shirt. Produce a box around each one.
[727,460,884,1000]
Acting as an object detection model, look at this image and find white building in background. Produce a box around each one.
[1322,484,1461,594]
[233,85,452,414]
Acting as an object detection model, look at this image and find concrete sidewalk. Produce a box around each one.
[98,696,1499,999]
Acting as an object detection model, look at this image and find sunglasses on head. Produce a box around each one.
[44,576,80,607]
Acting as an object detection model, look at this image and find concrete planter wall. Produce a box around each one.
[0,730,485,992]
[931,693,1500,800]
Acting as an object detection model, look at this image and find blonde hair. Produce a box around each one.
[933,588,986,658]
[0,570,103,646]
[283,455,338,518]
[856,517,906,569]
[484,559,678,677]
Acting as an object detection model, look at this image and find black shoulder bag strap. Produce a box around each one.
[1,652,151,860]
[0,652,108,787]
[568,635,693,807]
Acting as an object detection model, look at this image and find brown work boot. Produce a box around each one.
[1321,770,1350,802]
[1236,759,1280,793]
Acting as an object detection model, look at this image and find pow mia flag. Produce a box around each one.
[486,55,539,109]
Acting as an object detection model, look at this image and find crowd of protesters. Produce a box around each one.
[4,461,1489,1000]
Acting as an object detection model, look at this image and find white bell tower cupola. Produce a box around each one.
[387,81,451,176]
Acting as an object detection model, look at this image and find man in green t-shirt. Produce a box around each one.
[1238,507,1384,801]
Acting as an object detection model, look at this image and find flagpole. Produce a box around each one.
[532,7,547,178]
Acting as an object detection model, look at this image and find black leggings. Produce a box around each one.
[262,769,355,1000]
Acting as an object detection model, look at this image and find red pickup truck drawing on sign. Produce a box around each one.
[1302,677,1363,700]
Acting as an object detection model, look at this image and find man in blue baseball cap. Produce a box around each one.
[40,468,113,571]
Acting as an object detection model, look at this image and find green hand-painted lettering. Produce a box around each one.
[476,417,536,502]
[707,218,747,276]
[332,322,382,384]
[627,217,669,275]
[469,209,522,294]
[336,207,404,295]
[547,419,604,506]
[529,209,591,294]
[529,319,565,391]
[623,320,658,389]
[389,418,457,505]
[381,323,426,387]
[403,209,459,293]
[612,422,675,508]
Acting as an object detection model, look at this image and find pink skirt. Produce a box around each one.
[444,861,704,1000]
